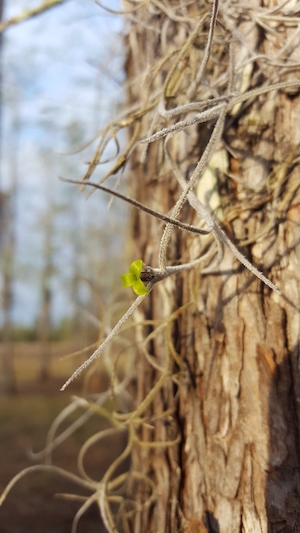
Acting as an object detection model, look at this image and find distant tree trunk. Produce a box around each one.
[124,1,300,532]
[39,263,52,382]
[1,192,16,394]
[0,53,18,394]
[70,203,86,356]
[38,207,53,382]
[38,149,56,382]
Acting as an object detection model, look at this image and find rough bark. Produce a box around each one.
[123,1,300,532]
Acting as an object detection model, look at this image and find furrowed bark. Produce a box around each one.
[123,1,300,531]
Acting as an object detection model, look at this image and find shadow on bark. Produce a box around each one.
[205,510,220,533]
[264,340,300,533]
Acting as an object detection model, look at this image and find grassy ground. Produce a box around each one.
[0,342,127,533]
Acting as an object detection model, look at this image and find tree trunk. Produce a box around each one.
[39,268,52,382]
[38,204,53,382]
[0,64,18,395]
[1,192,16,393]
[123,1,300,532]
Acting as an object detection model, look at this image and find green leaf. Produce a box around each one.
[132,278,149,296]
[129,259,143,277]
[121,274,132,287]
[121,259,149,295]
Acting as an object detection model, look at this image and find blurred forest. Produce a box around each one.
[0,2,130,532]
[0,0,126,391]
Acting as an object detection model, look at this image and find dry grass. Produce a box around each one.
[0,341,74,385]
[0,342,126,533]
[0,341,124,392]
[0,391,123,533]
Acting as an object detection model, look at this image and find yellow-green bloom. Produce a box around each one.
[121,260,148,296]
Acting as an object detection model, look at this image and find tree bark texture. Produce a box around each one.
[123,1,300,532]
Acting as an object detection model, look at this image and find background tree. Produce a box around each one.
[37,150,55,382]
[0,83,18,394]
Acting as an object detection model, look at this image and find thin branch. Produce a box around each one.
[59,177,212,236]
[60,290,152,390]
[187,0,219,99]
[0,0,65,33]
